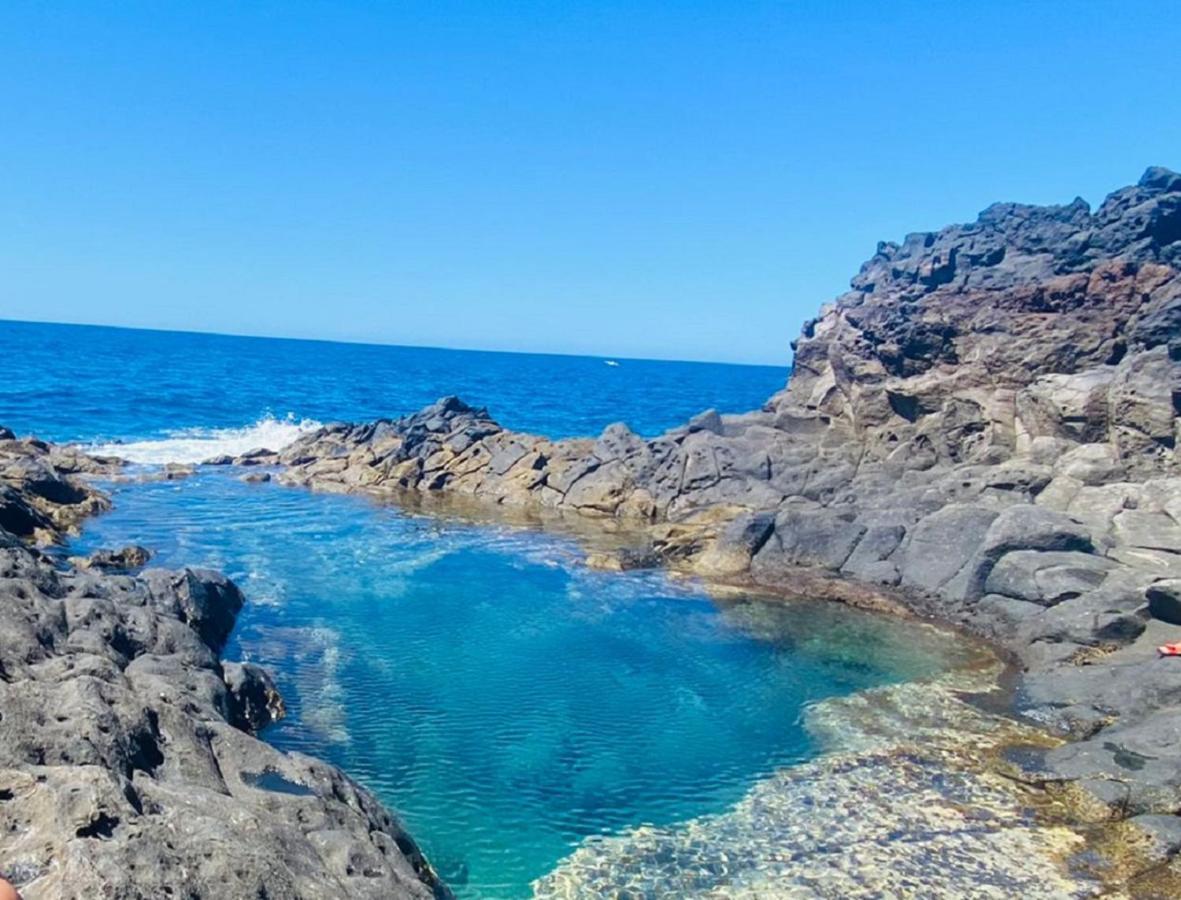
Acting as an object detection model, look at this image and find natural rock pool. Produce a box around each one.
[70,468,977,898]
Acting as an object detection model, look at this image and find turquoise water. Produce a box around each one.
[6,320,964,897]
[67,471,963,897]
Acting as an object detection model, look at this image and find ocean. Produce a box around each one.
[4,319,964,898]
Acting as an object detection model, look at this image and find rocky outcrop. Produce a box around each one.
[271,168,1181,827]
[0,439,445,897]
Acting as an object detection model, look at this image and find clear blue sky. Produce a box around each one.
[0,1,1177,364]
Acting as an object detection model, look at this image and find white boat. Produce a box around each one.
[604,360,620,367]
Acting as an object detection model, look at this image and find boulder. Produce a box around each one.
[1148,580,1181,625]
[984,550,1114,606]
[841,524,905,581]
[1113,510,1181,552]
[223,661,287,733]
[894,505,999,592]
[71,545,152,572]
[693,511,776,576]
[772,509,866,570]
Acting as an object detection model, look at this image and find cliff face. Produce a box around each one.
[779,166,1181,474]
[272,167,1181,821]
[0,438,444,898]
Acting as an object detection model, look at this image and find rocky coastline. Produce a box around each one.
[247,169,1181,878]
[2,166,1179,896]
[0,437,447,897]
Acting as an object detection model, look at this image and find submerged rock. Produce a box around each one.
[272,168,1181,833]
[69,544,152,572]
[534,672,1149,898]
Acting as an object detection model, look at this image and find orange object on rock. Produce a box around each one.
[0,877,22,900]
[1158,641,1181,657]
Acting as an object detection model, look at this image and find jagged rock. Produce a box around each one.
[142,568,245,654]
[223,661,286,733]
[686,408,724,435]
[0,457,445,898]
[260,167,1181,826]
[69,545,152,572]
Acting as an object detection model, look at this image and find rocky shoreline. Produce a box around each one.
[237,169,1181,882]
[0,437,447,897]
[3,166,1179,896]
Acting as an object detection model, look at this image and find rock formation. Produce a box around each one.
[272,168,1181,821]
[5,166,1178,894]
[0,435,445,897]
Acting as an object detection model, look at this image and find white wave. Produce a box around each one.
[86,414,323,465]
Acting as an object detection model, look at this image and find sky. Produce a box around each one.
[0,1,1178,365]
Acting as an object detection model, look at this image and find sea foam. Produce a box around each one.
[86,414,322,465]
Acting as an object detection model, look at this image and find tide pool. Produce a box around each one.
[70,469,970,898]
[7,319,971,897]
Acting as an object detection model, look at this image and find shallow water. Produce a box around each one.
[70,470,971,897]
[8,320,974,897]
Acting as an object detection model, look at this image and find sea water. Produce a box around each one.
[4,320,967,897]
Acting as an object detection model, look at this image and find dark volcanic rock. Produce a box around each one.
[70,544,152,572]
[1148,579,1181,625]
[223,660,287,732]
[272,167,1181,824]
[0,444,445,899]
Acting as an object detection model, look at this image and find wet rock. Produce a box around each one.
[235,448,281,466]
[1130,813,1181,860]
[144,568,245,653]
[70,545,152,573]
[1042,707,1181,814]
[223,661,286,733]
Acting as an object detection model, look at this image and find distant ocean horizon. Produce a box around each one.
[6,316,789,368]
[1,318,789,456]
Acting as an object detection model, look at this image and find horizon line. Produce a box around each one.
[2,316,791,370]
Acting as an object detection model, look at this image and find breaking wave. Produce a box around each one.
[86,414,323,465]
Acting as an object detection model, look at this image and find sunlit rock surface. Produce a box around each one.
[272,168,1181,830]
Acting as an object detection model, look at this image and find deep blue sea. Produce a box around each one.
[3,320,964,898]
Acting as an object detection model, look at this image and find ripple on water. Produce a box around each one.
[535,675,1098,899]
[72,469,979,899]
